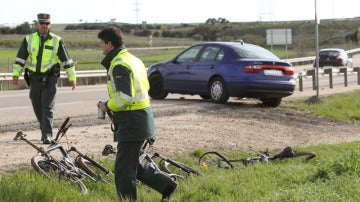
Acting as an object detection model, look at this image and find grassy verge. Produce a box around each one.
[285,90,360,123]
[2,91,360,201]
[1,142,360,201]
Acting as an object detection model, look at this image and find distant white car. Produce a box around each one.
[313,48,352,68]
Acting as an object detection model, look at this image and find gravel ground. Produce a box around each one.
[2,84,360,175]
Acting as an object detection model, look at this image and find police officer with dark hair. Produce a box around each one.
[12,13,76,144]
[97,26,177,201]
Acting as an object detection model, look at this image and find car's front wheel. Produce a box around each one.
[149,73,168,99]
[260,98,282,107]
[209,77,229,104]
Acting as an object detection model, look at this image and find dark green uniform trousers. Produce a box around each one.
[115,140,178,201]
[115,140,144,201]
[29,75,57,141]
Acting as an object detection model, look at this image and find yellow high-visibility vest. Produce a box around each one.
[12,32,76,82]
[106,49,150,111]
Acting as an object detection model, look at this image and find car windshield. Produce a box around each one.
[231,44,279,60]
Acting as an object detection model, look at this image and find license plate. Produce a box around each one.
[264,69,283,76]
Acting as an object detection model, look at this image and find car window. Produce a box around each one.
[320,51,340,57]
[231,44,279,59]
[216,50,225,61]
[175,46,203,63]
[199,46,222,62]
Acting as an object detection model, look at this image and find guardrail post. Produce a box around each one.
[324,68,333,89]
[298,75,303,91]
[353,67,360,85]
[306,69,316,90]
[339,68,348,87]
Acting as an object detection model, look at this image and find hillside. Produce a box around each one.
[2,18,360,58]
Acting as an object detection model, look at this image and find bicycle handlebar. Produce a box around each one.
[60,117,70,131]
[54,117,71,142]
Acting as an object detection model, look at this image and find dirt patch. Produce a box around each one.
[2,97,360,175]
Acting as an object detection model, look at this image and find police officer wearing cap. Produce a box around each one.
[12,13,76,144]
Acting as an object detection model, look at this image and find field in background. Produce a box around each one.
[0,30,195,73]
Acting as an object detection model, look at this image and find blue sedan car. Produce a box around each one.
[147,41,296,107]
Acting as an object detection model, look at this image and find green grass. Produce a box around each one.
[0,31,193,73]
[0,47,183,72]
[287,90,360,123]
[2,142,360,201]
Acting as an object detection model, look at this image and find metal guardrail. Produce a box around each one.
[0,70,106,81]
[284,48,360,66]
[0,70,107,90]
[297,66,360,91]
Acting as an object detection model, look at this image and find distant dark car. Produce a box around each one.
[147,41,296,107]
[313,48,352,68]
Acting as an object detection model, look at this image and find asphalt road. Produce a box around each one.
[1,54,360,128]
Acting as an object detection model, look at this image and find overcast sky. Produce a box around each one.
[1,0,359,25]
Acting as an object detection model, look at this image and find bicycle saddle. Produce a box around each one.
[272,146,295,159]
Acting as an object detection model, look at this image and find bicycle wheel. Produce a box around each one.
[66,175,88,195]
[31,156,88,194]
[159,159,202,177]
[31,156,59,177]
[199,151,233,170]
[74,155,112,183]
[294,151,317,160]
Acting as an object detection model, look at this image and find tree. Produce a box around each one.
[205,18,230,25]
[15,22,32,34]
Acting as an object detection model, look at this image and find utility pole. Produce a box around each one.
[135,0,139,24]
[315,0,320,99]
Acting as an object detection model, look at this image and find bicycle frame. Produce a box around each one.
[102,139,201,179]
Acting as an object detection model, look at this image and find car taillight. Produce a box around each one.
[336,57,343,61]
[243,65,262,73]
[283,66,295,75]
[244,64,294,75]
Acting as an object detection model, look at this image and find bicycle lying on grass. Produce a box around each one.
[102,139,202,180]
[13,117,113,194]
[102,110,201,180]
[199,146,316,170]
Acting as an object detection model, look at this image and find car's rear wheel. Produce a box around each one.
[149,73,168,99]
[260,98,282,107]
[209,77,229,104]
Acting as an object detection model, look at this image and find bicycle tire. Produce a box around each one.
[31,156,88,194]
[199,151,233,170]
[31,156,59,177]
[159,159,202,176]
[74,156,112,183]
[67,175,88,195]
[294,151,317,160]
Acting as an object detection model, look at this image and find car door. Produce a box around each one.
[186,45,224,93]
[163,45,203,92]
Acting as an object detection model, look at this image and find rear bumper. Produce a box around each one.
[227,81,296,98]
